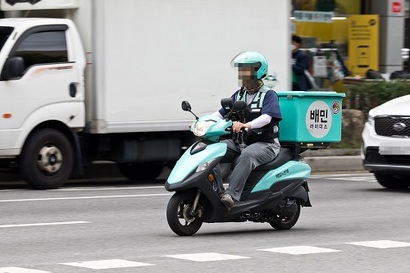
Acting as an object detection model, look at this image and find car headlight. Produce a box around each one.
[193,121,214,136]
[196,159,215,172]
[366,109,375,126]
[367,115,375,127]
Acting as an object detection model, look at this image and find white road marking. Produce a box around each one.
[3,240,410,271]
[0,193,171,203]
[165,252,249,262]
[310,173,373,179]
[259,246,341,255]
[327,177,376,182]
[347,240,410,249]
[62,259,153,269]
[311,173,357,178]
[0,221,91,228]
[310,173,376,182]
[54,186,165,191]
[0,267,51,273]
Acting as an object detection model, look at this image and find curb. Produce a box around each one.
[305,155,364,172]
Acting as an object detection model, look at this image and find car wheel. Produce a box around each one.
[374,173,410,189]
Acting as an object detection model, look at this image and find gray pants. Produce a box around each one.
[214,139,280,201]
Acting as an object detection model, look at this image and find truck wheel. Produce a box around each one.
[117,162,163,181]
[20,129,73,189]
[374,173,410,189]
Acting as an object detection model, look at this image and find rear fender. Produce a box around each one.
[289,183,311,207]
[251,161,311,193]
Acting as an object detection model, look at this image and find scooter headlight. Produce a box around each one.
[193,121,214,137]
[196,159,215,172]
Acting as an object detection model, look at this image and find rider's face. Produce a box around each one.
[238,67,257,87]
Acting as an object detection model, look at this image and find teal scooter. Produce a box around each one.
[165,99,312,236]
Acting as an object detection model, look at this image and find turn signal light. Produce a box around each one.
[207,173,215,183]
[3,113,12,118]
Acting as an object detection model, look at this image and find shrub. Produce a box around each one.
[348,80,410,115]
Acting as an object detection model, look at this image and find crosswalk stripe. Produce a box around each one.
[61,259,153,269]
[0,267,51,273]
[4,240,410,271]
[165,252,250,262]
[259,246,341,255]
[347,240,410,249]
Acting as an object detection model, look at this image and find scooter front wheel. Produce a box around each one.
[269,202,301,230]
[166,191,203,236]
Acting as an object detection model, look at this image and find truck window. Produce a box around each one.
[0,27,13,52]
[12,30,68,71]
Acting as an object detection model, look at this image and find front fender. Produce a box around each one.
[0,102,84,156]
[167,142,227,184]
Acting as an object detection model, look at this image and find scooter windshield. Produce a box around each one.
[0,27,14,53]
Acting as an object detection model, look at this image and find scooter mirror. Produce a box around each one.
[220,98,233,112]
[181,101,199,120]
[232,100,247,111]
[181,101,191,111]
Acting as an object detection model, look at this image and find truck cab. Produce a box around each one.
[0,18,85,188]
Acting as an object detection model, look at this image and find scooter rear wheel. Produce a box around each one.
[166,191,203,236]
[269,203,300,230]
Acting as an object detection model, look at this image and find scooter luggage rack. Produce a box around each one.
[280,142,330,156]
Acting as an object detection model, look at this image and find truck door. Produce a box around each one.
[0,24,82,131]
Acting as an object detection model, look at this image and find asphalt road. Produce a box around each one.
[1,173,410,273]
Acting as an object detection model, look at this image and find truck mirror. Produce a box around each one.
[1,56,25,81]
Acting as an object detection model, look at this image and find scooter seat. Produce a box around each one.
[254,147,294,171]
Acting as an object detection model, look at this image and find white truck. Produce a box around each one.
[0,0,291,189]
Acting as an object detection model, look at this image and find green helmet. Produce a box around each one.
[230,51,268,80]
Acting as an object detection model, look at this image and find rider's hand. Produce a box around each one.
[233,121,251,133]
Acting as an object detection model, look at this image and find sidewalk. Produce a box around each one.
[0,149,364,182]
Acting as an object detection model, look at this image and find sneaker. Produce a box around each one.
[221,193,234,208]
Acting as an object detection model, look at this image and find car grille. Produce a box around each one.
[375,116,410,137]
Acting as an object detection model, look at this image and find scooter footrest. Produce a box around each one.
[233,192,282,210]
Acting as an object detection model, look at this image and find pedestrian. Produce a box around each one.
[213,51,282,208]
[291,34,310,91]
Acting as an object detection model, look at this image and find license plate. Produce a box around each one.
[379,142,410,155]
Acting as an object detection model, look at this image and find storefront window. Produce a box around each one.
[291,0,361,53]
[291,0,363,89]
[292,0,361,14]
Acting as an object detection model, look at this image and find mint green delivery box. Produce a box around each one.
[277,91,345,147]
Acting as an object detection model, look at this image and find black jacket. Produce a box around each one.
[292,49,310,91]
